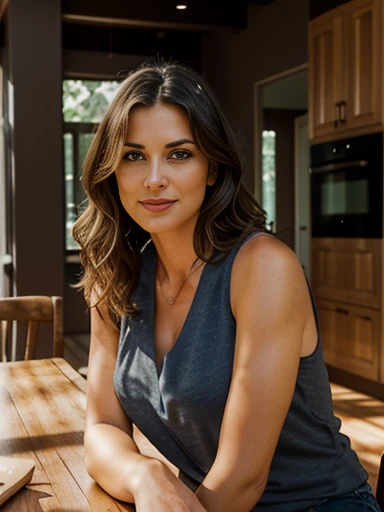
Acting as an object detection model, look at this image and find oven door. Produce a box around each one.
[310,159,382,238]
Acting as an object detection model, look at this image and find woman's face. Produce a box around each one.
[114,103,214,235]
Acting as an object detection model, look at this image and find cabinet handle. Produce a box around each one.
[335,307,349,315]
[359,316,371,321]
[339,101,347,124]
[334,102,340,128]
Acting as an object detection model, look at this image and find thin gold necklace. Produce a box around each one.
[159,259,205,305]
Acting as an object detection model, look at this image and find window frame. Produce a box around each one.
[62,75,122,256]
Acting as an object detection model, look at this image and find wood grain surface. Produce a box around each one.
[3,359,382,510]
[331,382,384,494]
[0,358,134,511]
[0,456,35,506]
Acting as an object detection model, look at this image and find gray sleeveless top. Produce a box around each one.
[114,234,367,512]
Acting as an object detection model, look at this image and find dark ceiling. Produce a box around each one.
[61,0,276,67]
[309,0,349,19]
[62,0,248,31]
[62,23,203,61]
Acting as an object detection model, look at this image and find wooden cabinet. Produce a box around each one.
[309,0,382,141]
[311,238,384,382]
[317,298,381,381]
[309,10,344,139]
[311,238,382,309]
[345,0,382,130]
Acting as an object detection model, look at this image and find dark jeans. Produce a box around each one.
[307,483,381,512]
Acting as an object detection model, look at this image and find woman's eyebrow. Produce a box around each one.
[123,139,195,149]
[123,142,145,148]
[165,138,195,148]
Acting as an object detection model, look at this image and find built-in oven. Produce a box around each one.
[310,132,383,238]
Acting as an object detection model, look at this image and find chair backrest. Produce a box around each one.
[376,452,384,510]
[0,296,64,361]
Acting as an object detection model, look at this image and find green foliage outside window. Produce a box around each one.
[63,80,121,250]
[262,130,276,231]
[63,80,120,123]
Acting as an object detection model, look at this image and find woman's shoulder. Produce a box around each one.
[229,233,309,334]
[236,231,297,266]
[231,233,305,303]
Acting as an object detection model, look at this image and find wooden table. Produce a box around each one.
[0,358,135,511]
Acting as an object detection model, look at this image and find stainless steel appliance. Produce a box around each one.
[310,132,383,238]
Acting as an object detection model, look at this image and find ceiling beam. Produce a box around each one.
[62,0,247,31]
[62,13,233,32]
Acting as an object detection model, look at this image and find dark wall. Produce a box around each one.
[6,0,64,358]
[263,109,307,251]
[65,263,89,334]
[201,0,308,194]
[309,0,350,19]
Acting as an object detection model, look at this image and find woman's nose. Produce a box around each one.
[143,160,168,190]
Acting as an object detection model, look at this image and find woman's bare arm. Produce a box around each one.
[195,235,309,511]
[84,302,157,502]
[84,300,207,511]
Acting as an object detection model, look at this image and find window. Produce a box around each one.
[261,130,276,231]
[63,80,121,251]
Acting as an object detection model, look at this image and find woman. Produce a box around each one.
[73,62,380,511]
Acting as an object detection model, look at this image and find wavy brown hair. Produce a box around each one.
[73,61,267,327]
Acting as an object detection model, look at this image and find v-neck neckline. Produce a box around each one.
[147,242,209,377]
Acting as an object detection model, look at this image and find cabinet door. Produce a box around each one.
[317,299,380,381]
[309,10,344,139]
[345,0,382,129]
[311,238,381,309]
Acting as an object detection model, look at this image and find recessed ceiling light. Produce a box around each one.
[176,4,187,9]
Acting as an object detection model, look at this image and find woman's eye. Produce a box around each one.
[169,150,191,160]
[123,151,144,162]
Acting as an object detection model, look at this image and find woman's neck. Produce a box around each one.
[151,231,199,284]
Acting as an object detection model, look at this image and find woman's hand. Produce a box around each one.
[133,459,207,511]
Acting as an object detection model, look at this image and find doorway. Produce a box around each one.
[253,65,310,277]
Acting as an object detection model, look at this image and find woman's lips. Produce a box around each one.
[140,201,176,212]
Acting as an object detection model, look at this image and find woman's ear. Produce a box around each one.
[207,162,217,186]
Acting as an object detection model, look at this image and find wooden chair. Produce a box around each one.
[377,452,384,511]
[0,296,64,361]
